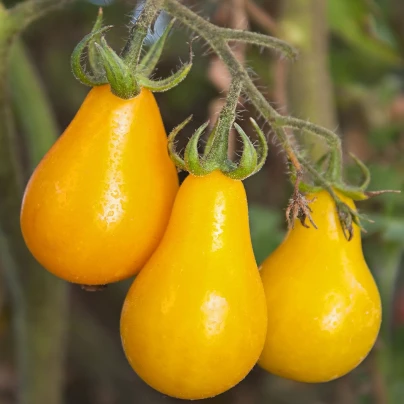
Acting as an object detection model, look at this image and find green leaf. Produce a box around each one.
[365,215,404,243]
[88,8,106,79]
[328,0,402,66]
[167,115,192,172]
[249,118,268,174]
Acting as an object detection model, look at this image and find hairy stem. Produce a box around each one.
[163,0,299,164]
[162,0,343,183]
[207,79,242,165]
[122,0,164,70]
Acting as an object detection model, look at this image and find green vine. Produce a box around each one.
[152,0,399,238]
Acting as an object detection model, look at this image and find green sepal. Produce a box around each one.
[137,62,191,92]
[299,182,323,193]
[334,198,374,241]
[226,124,257,180]
[332,184,400,202]
[139,18,176,77]
[333,184,369,201]
[184,122,213,176]
[334,153,400,200]
[167,115,192,171]
[71,26,112,87]
[137,45,192,92]
[168,78,269,179]
[88,8,106,79]
[336,202,356,241]
[203,120,218,157]
[95,37,140,99]
[249,118,268,174]
[168,116,270,179]
[349,153,370,191]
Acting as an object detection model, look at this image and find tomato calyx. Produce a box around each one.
[70,8,192,99]
[168,117,266,180]
[287,150,400,239]
[168,81,268,180]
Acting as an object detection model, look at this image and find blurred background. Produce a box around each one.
[1,0,404,403]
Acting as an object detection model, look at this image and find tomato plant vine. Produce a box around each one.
[121,0,398,238]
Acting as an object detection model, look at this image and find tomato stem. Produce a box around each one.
[138,18,176,77]
[121,0,164,70]
[203,80,242,171]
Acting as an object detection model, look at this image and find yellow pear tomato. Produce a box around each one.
[20,85,179,285]
[258,190,381,383]
[120,171,267,399]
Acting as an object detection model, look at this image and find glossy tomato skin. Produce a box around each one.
[120,171,267,400]
[20,85,179,285]
[258,191,381,383]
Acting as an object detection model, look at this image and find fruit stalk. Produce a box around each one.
[204,79,242,169]
[122,0,164,70]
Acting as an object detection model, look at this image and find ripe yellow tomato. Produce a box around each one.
[258,190,381,383]
[120,171,267,399]
[20,85,178,285]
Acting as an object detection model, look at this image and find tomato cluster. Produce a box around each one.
[19,83,381,399]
